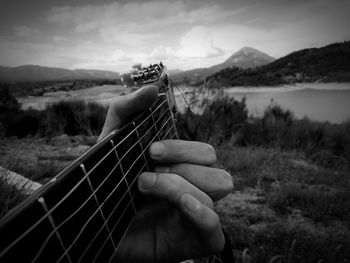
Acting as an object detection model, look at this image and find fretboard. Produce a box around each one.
[0,91,178,263]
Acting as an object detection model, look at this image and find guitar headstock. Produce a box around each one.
[121,62,177,114]
[121,62,168,91]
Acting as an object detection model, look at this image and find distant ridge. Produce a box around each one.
[171,47,274,83]
[211,46,275,72]
[0,65,120,82]
[206,41,350,87]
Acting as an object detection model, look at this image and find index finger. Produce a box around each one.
[149,140,217,165]
[98,85,158,141]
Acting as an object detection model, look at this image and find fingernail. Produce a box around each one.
[149,142,164,157]
[139,173,157,189]
[182,194,201,212]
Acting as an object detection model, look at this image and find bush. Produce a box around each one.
[178,92,248,144]
[42,100,107,136]
[3,109,42,137]
[0,100,108,138]
[177,94,350,169]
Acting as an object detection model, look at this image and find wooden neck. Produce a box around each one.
[0,91,178,263]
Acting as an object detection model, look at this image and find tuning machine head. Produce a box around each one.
[121,62,166,88]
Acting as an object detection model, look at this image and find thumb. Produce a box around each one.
[98,85,159,141]
[179,194,225,255]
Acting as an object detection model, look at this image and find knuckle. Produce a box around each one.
[164,173,182,193]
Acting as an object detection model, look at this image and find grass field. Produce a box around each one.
[215,145,350,262]
[1,137,349,262]
[1,88,350,262]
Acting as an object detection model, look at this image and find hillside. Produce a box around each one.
[170,47,274,84]
[211,46,275,71]
[0,65,120,82]
[206,41,350,88]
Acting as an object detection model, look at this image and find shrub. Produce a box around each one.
[3,109,42,137]
[178,92,248,144]
[41,100,107,136]
[1,100,108,138]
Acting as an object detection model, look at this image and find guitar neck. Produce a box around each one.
[0,69,178,262]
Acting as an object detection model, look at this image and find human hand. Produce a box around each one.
[100,85,233,262]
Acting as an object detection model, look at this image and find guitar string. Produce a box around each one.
[55,117,175,263]
[70,119,175,263]
[94,128,177,263]
[106,129,177,263]
[33,117,173,263]
[2,77,173,260]
[1,71,174,260]
[30,111,172,262]
[79,124,176,263]
[0,97,168,259]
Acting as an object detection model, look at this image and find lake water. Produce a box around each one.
[19,82,350,124]
[224,83,350,123]
[19,84,128,110]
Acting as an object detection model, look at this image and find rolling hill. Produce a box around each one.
[206,41,350,88]
[0,65,120,82]
[171,47,274,84]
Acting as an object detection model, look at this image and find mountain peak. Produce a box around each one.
[171,46,275,83]
[223,47,275,68]
[238,46,260,53]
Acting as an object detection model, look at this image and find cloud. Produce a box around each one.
[47,1,242,44]
[13,25,41,38]
[177,26,228,59]
[100,30,160,45]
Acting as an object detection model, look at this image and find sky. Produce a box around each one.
[0,0,349,72]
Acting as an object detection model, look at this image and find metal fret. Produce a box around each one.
[149,107,161,141]
[99,124,177,263]
[110,140,137,212]
[34,198,73,263]
[77,115,173,261]
[80,116,174,262]
[0,204,51,260]
[26,108,171,262]
[133,121,151,171]
[80,164,116,249]
[0,107,175,263]
[0,62,178,262]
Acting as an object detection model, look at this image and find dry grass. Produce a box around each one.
[215,145,350,263]
[0,169,26,218]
